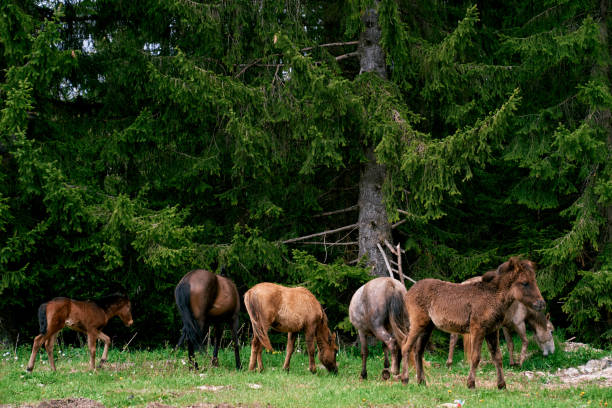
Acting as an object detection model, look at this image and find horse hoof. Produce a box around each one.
[381,369,391,381]
[401,378,409,385]
[26,367,33,373]
[498,381,506,390]
[211,358,219,367]
[446,361,452,369]
[467,381,475,389]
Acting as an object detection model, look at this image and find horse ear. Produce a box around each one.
[482,270,497,282]
[546,313,550,320]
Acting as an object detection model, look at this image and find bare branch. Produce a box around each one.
[313,205,359,218]
[282,223,358,244]
[335,52,360,61]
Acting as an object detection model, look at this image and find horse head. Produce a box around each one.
[495,257,546,312]
[118,298,134,327]
[318,329,338,373]
[534,314,555,356]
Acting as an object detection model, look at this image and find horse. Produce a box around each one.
[174,269,241,370]
[400,257,546,389]
[26,293,133,372]
[244,282,338,374]
[446,276,554,368]
[349,277,409,380]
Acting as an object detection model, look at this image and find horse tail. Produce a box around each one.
[388,288,409,345]
[174,280,204,350]
[37,303,48,335]
[244,291,273,352]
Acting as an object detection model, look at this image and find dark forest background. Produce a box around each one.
[1,0,611,349]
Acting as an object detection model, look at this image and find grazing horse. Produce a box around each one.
[446,276,554,368]
[26,293,133,372]
[349,277,409,380]
[175,269,241,370]
[244,282,338,374]
[401,257,546,389]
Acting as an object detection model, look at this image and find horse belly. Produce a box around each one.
[430,310,469,334]
[274,305,303,332]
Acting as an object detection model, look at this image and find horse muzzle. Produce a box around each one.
[126,319,134,326]
[533,300,546,311]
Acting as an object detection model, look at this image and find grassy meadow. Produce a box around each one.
[0,336,610,408]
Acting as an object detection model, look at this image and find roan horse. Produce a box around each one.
[175,269,241,370]
[349,277,409,380]
[26,293,133,372]
[446,276,554,368]
[244,282,338,373]
[401,257,546,389]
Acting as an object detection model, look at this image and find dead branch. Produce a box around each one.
[300,41,359,52]
[282,223,358,244]
[335,51,359,61]
[313,205,359,218]
[296,241,358,246]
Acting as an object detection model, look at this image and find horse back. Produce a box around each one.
[208,275,240,317]
[46,298,107,332]
[408,279,497,334]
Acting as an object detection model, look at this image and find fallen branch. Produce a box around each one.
[335,51,359,61]
[122,332,138,352]
[282,223,358,244]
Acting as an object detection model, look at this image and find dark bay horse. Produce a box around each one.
[446,276,554,367]
[244,282,338,374]
[349,277,409,380]
[401,257,546,389]
[175,269,241,370]
[26,294,133,371]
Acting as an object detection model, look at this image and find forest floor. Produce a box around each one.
[0,339,610,408]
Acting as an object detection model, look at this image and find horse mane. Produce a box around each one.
[93,293,129,310]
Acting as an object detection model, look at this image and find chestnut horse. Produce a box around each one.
[244,282,338,373]
[401,257,546,389]
[446,276,554,367]
[175,269,241,370]
[26,293,133,372]
[349,277,409,380]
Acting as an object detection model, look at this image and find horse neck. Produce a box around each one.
[103,302,125,319]
[314,320,331,350]
[526,308,547,332]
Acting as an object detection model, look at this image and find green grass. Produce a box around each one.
[0,338,610,408]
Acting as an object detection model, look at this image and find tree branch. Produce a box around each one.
[282,223,358,244]
[313,205,359,218]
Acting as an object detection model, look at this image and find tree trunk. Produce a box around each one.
[594,0,612,248]
[357,1,393,276]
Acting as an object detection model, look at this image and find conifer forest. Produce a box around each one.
[1,0,611,349]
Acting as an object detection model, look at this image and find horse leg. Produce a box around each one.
[231,316,241,370]
[97,332,111,368]
[282,332,297,371]
[466,330,485,389]
[447,333,459,368]
[248,336,262,371]
[414,324,433,385]
[502,326,515,366]
[188,340,199,370]
[514,322,528,366]
[357,330,368,380]
[305,326,317,374]
[211,325,222,367]
[86,332,98,370]
[485,331,506,389]
[373,326,396,379]
[401,321,427,385]
[26,334,46,372]
[45,332,59,371]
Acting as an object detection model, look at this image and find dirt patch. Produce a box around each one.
[146,404,272,408]
[1,399,106,408]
